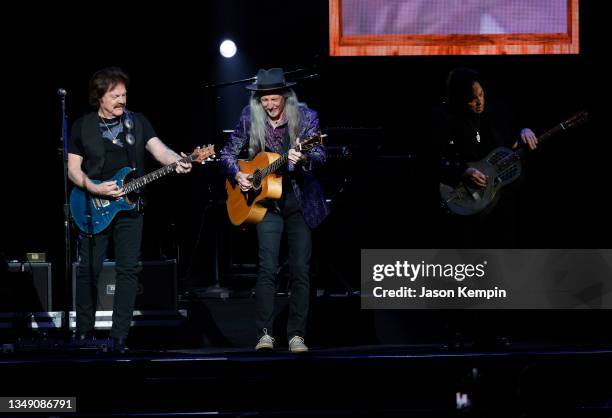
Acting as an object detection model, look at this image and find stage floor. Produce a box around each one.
[2,341,612,417]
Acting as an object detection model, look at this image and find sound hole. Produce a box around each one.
[252,170,262,191]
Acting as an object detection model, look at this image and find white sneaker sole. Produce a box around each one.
[255,343,274,351]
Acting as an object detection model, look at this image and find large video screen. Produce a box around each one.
[330,0,579,56]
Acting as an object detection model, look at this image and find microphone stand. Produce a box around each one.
[203,67,318,89]
[58,90,72,332]
[192,79,231,299]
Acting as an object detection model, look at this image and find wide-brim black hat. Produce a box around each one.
[246,68,296,91]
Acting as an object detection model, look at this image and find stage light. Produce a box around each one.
[219,40,237,58]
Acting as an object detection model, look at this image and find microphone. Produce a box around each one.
[57,88,67,96]
[302,73,319,80]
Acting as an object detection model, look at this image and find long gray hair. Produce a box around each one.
[248,89,302,157]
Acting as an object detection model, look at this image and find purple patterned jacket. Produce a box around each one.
[220,104,330,228]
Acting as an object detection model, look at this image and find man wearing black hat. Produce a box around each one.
[220,68,330,352]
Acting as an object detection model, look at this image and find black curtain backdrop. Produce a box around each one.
[1,1,607,313]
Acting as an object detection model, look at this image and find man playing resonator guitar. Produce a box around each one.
[435,67,538,248]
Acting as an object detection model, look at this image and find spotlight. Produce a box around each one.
[219,40,237,58]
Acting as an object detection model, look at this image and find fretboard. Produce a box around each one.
[254,135,323,181]
[259,153,289,179]
[514,122,563,160]
[123,155,194,193]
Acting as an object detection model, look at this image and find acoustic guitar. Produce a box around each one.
[226,133,326,225]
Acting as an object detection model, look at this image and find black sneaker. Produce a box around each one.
[74,332,95,347]
[111,337,129,354]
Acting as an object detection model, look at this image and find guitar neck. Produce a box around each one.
[123,154,194,193]
[256,134,324,179]
[260,153,290,178]
[514,121,568,160]
[537,121,567,145]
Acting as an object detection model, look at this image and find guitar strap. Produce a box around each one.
[123,109,146,213]
[282,128,294,179]
[280,128,295,199]
[265,128,293,215]
[282,128,291,154]
[123,109,137,171]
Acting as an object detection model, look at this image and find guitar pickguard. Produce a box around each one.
[244,188,262,206]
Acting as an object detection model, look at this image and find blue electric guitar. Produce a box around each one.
[70,145,215,234]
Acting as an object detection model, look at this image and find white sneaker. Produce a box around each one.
[288,336,308,353]
[255,329,275,351]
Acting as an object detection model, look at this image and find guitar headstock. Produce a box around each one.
[298,132,327,152]
[191,144,216,164]
[563,111,590,130]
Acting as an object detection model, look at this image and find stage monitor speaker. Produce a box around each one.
[0,311,63,330]
[72,260,177,311]
[1,262,52,311]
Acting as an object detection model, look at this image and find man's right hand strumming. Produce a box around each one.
[235,171,253,191]
[90,180,125,198]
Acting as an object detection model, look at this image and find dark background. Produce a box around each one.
[1,1,607,316]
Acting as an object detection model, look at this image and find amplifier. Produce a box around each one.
[72,260,177,310]
[1,262,52,311]
[67,310,187,330]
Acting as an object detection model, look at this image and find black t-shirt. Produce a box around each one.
[69,114,156,180]
[435,100,517,185]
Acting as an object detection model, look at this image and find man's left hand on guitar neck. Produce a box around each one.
[175,152,193,174]
[288,148,305,164]
[288,139,307,171]
[146,138,193,174]
[513,128,538,150]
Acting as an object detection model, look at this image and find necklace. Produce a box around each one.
[99,114,122,145]
[471,115,481,143]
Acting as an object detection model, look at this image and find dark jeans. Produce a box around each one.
[75,211,143,340]
[442,189,520,249]
[255,189,312,340]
